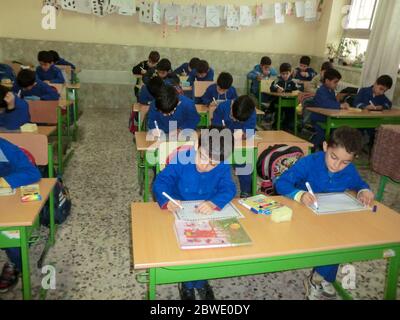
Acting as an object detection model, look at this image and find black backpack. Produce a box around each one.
[38,166,72,226]
[257,144,304,195]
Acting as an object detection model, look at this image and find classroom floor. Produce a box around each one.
[1,108,399,300]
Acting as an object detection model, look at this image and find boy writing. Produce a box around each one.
[174,57,200,76]
[36,51,65,84]
[293,56,317,82]
[187,60,214,85]
[200,72,238,106]
[353,75,393,111]
[247,56,278,97]
[0,85,31,130]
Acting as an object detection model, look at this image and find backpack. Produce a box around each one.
[38,166,72,226]
[257,144,304,195]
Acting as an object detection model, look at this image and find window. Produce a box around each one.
[344,0,379,39]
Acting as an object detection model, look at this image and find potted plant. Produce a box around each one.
[326,43,337,63]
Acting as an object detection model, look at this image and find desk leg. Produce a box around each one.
[252,147,258,196]
[144,151,150,202]
[149,268,156,300]
[325,117,332,141]
[277,97,282,131]
[294,97,298,136]
[57,108,63,175]
[377,176,389,202]
[20,227,32,300]
[38,189,56,269]
[138,111,142,132]
[72,89,78,141]
[384,251,400,300]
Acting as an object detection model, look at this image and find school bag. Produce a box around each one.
[257,144,304,195]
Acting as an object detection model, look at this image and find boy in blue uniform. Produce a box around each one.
[132,51,161,100]
[0,138,41,292]
[275,126,374,300]
[353,75,393,111]
[212,95,256,197]
[13,69,60,101]
[0,86,31,130]
[142,58,180,87]
[147,85,200,135]
[247,56,278,97]
[187,60,214,85]
[173,57,200,76]
[138,76,164,105]
[200,72,238,106]
[36,51,65,84]
[293,56,317,82]
[49,50,76,70]
[311,69,350,148]
[153,126,236,300]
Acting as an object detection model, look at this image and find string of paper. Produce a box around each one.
[44,1,322,27]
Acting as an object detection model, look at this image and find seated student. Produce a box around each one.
[49,50,76,70]
[293,56,317,82]
[187,60,214,85]
[275,126,374,300]
[147,85,200,134]
[200,72,238,106]
[12,69,60,101]
[306,61,333,94]
[0,63,16,82]
[311,69,350,148]
[353,75,393,111]
[0,137,41,293]
[138,76,165,105]
[0,86,30,130]
[173,57,200,76]
[212,95,256,197]
[132,51,161,99]
[153,126,236,300]
[143,58,180,87]
[247,56,278,97]
[36,51,65,84]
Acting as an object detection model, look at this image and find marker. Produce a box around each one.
[305,182,319,210]
[162,192,184,210]
[276,84,284,91]
[222,120,226,127]
[213,97,217,105]
[372,205,377,213]
[369,100,375,107]
[154,121,160,137]
[240,202,259,214]
[140,66,146,72]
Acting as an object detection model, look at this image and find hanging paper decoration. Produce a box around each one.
[295,1,305,18]
[74,0,92,14]
[304,0,317,22]
[286,2,295,16]
[61,0,77,11]
[43,0,61,10]
[139,0,153,23]
[206,6,221,28]
[110,0,136,16]
[180,5,193,28]
[91,0,109,17]
[153,1,162,24]
[165,4,180,27]
[226,5,240,28]
[191,4,206,28]
[274,3,285,24]
[239,6,253,26]
[260,3,275,20]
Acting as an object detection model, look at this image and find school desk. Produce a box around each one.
[134,131,258,202]
[0,178,57,300]
[132,197,400,300]
[307,108,400,140]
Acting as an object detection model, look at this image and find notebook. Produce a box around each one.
[239,194,292,216]
[174,201,243,221]
[0,187,16,196]
[309,192,366,215]
[174,218,252,250]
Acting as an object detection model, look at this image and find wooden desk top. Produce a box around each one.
[66,83,81,90]
[308,107,400,118]
[0,179,57,227]
[132,103,212,114]
[37,126,57,136]
[266,91,300,98]
[132,198,400,269]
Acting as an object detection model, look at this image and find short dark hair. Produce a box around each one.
[321,61,333,72]
[376,75,393,90]
[280,63,292,73]
[196,60,209,74]
[49,50,60,62]
[232,95,256,122]
[149,51,160,64]
[327,126,363,155]
[217,72,233,90]
[17,69,36,88]
[324,68,342,81]
[155,85,179,114]
[189,57,200,70]
[38,51,53,63]
[300,56,311,66]
[147,76,165,98]
[156,59,172,72]
[260,56,272,66]
[199,125,234,163]
[0,85,10,109]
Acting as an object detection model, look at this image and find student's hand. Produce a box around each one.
[340,102,350,110]
[44,80,51,84]
[366,105,383,111]
[0,178,10,188]
[140,69,147,75]
[195,201,216,215]
[277,88,284,93]
[301,72,309,78]
[357,190,374,207]
[256,75,263,81]
[4,92,15,110]
[209,101,218,109]
[166,200,183,213]
[301,192,317,207]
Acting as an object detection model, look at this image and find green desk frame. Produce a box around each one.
[276,96,299,136]
[140,243,400,300]
[377,176,400,202]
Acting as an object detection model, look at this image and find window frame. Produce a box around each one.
[343,0,379,39]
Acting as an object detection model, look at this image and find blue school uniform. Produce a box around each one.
[36,65,65,84]
[294,67,317,82]
[270,76,299,93]
[275,151,370,282]
[173,63,190,76]
[0,97,30,130]
[56,58,76,70]
[247,64,278,95]
[12,80,60,101]
[212,100,256,195]
[0,63,16,82]
[147,95,200,134]
[353,86,392,110]
[138,85,154,105]
[200,84,238,105]
[187,68,215,85]
[0,137,41,271]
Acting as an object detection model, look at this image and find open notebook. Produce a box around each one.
[174,201,244,221]
[309,192,366,215]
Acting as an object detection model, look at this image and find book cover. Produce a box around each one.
[174,218,252,250]
[238,194,292,216]
[20,184,42,202]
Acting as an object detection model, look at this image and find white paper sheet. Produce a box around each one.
[139,0,153,23]
[180,5,193,27]
[309,193,366,215]
[110,0,136,15]
[226,5,240,28]
[152,1,161,24]
[286,2,294,16]
[75,0,92,14]
[295,1,305,17]
[260,3,275,20]
[165,4,180,26]
[304,0,317,22]
[191,4,206,28]
[206,5,221,28]
[174,201,244,222]
[274,2,285,24]
[61,0,76,11]
[239,5,253,26]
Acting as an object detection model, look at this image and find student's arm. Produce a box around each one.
[243,112,257,138]
[187,70,196,85]
[231,87,238,100]
[1,142,41,189]
[382,96,392,110]
[152,160,181,208]
[41,84,60,101]
[132,61,146,75]
[52,68,65,84]
[142,68,155,85]
[308,68,317,81]
[2,98,30,130]
[138,86,153,105]
[270,80,280,93]
[147,105,157,130]
[275,157,309,200]
[211,104,224,126]
[173,63,185,75]
[314,88,340,109]
[348,166,370,193]
[353,88,369,109]
[200,86,213,105]
[182,101,200,130]
[208,165,237,209]
[247,68,259,80]
[208,69,215,81]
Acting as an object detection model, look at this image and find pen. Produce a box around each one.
[213,97,217,105]
[154,121,160,137]
[222,120,226,127]
[239,201,259,214]
[369,100,375,107]
[276,84,284,91]
[162,192,184,210]
[305,182,319,210]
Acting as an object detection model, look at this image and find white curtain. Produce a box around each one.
[360,0,400,100]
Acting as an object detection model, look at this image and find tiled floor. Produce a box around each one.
[1,108,399,300]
